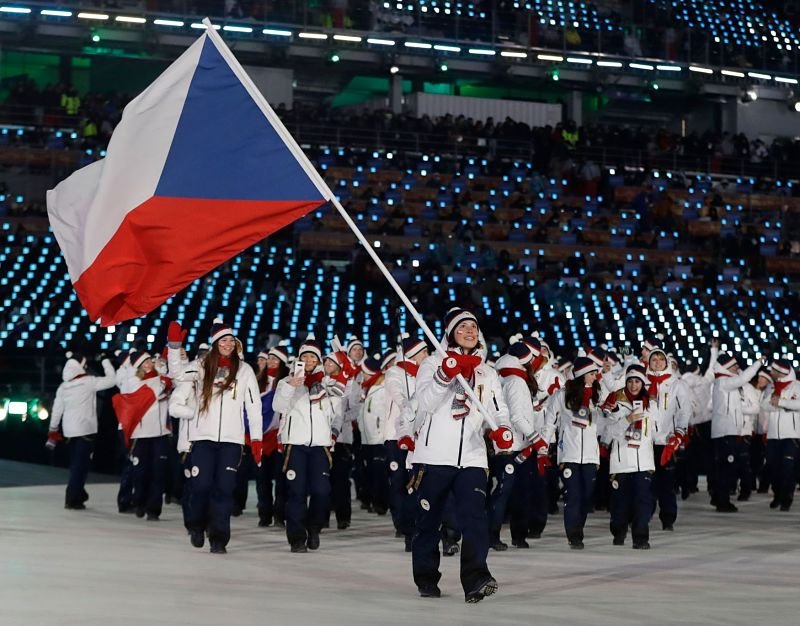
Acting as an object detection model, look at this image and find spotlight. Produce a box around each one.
[439,62,448,72]
[389,65,399,74]
[328,51,341,63]
[91,33,100,43]
[740,86,757,102]
[550,67,559,81]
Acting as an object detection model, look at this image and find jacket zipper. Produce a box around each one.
[425,418,433,445]
[217,393,224,442]
[309,396,314,446]
[287,415,293,440]
[457,416,465,466]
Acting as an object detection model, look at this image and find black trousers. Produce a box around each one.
[411,464,491,594]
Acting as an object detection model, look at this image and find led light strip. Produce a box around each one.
[77,12,109,20]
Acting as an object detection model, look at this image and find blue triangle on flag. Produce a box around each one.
[155,36,325,202]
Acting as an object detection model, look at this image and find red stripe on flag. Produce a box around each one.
[74,195,324,325]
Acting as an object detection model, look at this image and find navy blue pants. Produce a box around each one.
[364,444,388,514]
[561,463,596,540]
[180,451,193,529]
[258,451,281,524]
[766,438,799,508]
[411,464,491,593]
[130,436,167,517]
[652,444,677,526]
[284,445,332,545]
[234,445,257,513]
[66,436,94,507]
[386,442,414,536]
[524,458,549,538]
[330,443,353,525]
[610,471,654,544]
[186,441,242,548]
[116,430,134,512]
[750,434,769,492]
[487,454,515,537]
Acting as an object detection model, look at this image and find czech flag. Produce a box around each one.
[47,23,330,326]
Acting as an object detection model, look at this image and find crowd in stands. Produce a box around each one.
[58,0,800,72]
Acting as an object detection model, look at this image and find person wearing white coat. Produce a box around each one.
[274,335,336,553]
[645,343,691,529]
[384,336,428,547]
[763,359,800,511]
[47,352,116,509]
[357,355,389,515]
[489,340,545,551]
[541,356,602,549]
[602,364,655,549]
[410,308,513,603]
[121,350,170,521]
[166,319,262,554]
[709,352,762,512]
[750,369,773,494]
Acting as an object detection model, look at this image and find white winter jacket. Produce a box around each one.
[331,379,355,445]
[541,388,601,465]
[646,372,692,444]
[384,363,418,442]
[740,383,761,436]
[602,390,655,474]
[274,371,335,447]
[763,371,800,440]
[495,354,537,453]
[167,355,262,445]
[50,359,116,438]
[166,351,198,453]
[358,380,387,446]
[710,361,762,439]
[533,365,564,443]
[122,374,169,440]
[412,353,510,469]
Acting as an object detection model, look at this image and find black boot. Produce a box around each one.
[209,542,227,554]
[418,584,441,598]
[567,530,584,550]
[337,520,350,530]
[307,529,320,550]
[512,538,530,549]
[490,531,508,552]
[189,529,205,548]
[290,541,308,553]
[716,502,738,513]
[442,541,459,556]
[465,577,498,604]
[404,535,412,552]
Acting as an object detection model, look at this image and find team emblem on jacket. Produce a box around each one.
[611,479,619,490]
[131,456,139,466]
[563,467,572,478]
[184,468,191,479]
[420,498,430,511]
[286,469,297,481]
[191,466,200,477]
[389,461,399,471]
[727,455,735,463]
[504,464,514,475]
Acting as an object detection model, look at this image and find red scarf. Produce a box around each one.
[715,372,731,380]
[361,371,383,392]
[397,361,419,377]
[648,373,671,396]
[267,367,278,378]
[499,368,527,381]
[774,380,791,398]
[141,370,159,380]
[624,388,649,409]
[218,355,232,368]
[581,386,594,408]
[304,371,324,389]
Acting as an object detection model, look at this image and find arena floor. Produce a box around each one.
[1,460,798,626]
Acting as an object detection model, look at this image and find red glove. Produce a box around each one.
[167,321,187,345]
[438,356,461,381]
[277,442,285,454]
[45,431,63,450]
[398,436,415,451]
[599,443,610,459]
[489,427,513,450]
[536,449,552,476]
[250,440,263,467]
[331,431,338,444]
[160,376,173,393]
[660,431,685,466]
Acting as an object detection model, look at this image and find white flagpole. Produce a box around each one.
[203,21,499,431]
